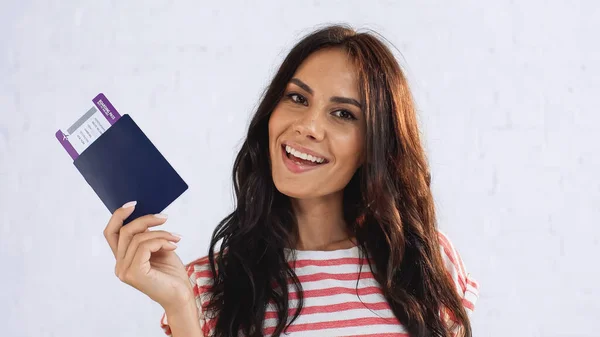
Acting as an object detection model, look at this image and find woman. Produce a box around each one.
[103,25,479,337]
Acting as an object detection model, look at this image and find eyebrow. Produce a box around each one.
[290,78,362,109]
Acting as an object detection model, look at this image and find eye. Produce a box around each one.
[286,93,308,106]
[332,109,357,120]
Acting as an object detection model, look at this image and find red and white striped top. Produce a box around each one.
[160,231,479,336]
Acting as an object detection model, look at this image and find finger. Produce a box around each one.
[103,201,137,258]
[116,213,169,262]
[118,230,181,274]
[130,239,178,276]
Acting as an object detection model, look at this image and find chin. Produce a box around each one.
[273,181,316,199]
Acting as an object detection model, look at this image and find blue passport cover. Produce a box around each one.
[73,114,188,224]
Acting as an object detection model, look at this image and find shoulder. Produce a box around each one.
[184,255,216,304]
[185,255,214,282]
[436,230,479,316]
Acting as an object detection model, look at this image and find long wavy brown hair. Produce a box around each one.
[206,24,472,337]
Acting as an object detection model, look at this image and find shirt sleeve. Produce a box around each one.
[437,230,480,334]
[160,256,213,336]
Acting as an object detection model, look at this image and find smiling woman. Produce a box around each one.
[104,24,478,337]
[269,48,366,200]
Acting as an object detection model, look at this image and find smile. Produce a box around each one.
[285,145,325,163]
[281,143,329,174]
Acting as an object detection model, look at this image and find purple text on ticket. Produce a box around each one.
[92,93,122,125]
[55,130,79,160]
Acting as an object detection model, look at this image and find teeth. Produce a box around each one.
[285,145,325,164]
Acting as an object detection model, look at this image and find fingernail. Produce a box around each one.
[169,241,178,248]
[122,201,137,209]
[154,213,168,219]
[171,232,182,239]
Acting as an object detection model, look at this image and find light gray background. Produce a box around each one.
[1,1,598,336]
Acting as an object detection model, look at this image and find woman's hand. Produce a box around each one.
[103,201,193,312]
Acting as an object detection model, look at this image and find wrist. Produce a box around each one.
[161,287,196,314]
[163,289,196,316]
[163,299,202,337]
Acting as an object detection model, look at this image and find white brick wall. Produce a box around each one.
[1,1,598,336]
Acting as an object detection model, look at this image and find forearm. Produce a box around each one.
[164,300,204,337]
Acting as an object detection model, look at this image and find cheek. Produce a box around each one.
[268,107,290,159]
[268,109,282,146]
[269,107,296,141]
[322,129,365,192]
[334,128,365,166]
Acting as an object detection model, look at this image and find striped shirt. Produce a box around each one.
[160,231,479,336]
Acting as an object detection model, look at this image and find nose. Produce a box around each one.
[293,109,325,141]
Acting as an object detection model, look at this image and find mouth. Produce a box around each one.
[280,143,329,173]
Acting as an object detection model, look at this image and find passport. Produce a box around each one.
[56,94,188,225]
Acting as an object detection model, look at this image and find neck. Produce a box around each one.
[290,191,354,251]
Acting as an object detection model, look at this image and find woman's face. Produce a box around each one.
[268,47,366,199]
